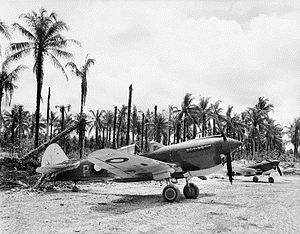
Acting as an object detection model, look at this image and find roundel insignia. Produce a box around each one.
[105,157,129,163]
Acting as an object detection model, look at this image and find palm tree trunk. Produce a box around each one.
[102,127,105,148]
[0,88,3,128]
[176,122,181,143]
[113,106,117,149]
[183,116,186,142]
[193,120,197,139]
[108,127,111,146]
[95,126,99,149]
[145,121,148,152]
[34,82,42,149]
[46,87,51,141]
[294,125,299,160]
[18,107,22,148]
[126,85,132,145]
[141,113,144,151]
[34,55,43,149]
[202,116,206,137]
[106,126,109,146]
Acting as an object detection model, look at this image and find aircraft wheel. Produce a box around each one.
[72,186,79,192]
[268,177,274,183]
[183,183,199,199]
[253,176,259,183]
[162,184,180,202]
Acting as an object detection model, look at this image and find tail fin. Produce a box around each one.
[148,141,164,152]
[41,143,68,167]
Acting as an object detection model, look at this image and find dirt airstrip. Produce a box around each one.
[1,174,300,233]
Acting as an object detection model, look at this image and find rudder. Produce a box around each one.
[41,143,68,167]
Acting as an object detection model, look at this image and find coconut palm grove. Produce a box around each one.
[0,9,299,175]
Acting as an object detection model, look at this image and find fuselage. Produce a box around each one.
[50,136,241,183]
[248,160,280,175]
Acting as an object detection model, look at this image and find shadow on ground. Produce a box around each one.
[89,192,217,214]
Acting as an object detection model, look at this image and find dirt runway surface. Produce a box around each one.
[1,175,300,233]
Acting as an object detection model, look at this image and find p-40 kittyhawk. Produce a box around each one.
[36,135,241,202]
[232,160,282,183]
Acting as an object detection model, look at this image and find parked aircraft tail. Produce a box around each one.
[40,143,68,167]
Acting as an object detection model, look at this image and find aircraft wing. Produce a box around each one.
[36,160,80,174]
[87,149,176,180]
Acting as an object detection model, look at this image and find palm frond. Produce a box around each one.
[8,65,28,81]
[67,39,81,47]
[12,23,36,41]
[0,19,11,39]
[48,52,68,81]
[6,48,32,62]
[45,20,69,39]
[65,62,81,77]
[83,58,95,74]
[49,48,73,59]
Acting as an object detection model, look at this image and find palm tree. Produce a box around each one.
[197,97,211,137]
[263,118,283,156]
[103,110,114,147]
[88,109,104,149]
[66,55,95,114]
[116,105,127,148]
[3,105,18,151]
[256,97,274,115]
[0,58,27,124]
[0,19,10,39]
[286,117,300,161]
[14,105,30,145]
[147,113,169,143]
[131,105,138,143]
[8,8,80,149]
[210,100,224,135]
[49,111,59,138]
[174,93,197,142]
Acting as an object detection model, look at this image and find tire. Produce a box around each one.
[253,176,259,182]
[268,177,274,183]
[183,183,199,199]
[162,185,180,202]
[72,186,79,192]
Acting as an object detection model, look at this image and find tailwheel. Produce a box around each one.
[183,183,199,199]
[268,177,274,183]
[162,184,180,202]
[72,182,79,192]
[72,186,79,192]
[253,176,259,182]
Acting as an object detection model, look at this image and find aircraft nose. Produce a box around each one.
[222,138,242,153]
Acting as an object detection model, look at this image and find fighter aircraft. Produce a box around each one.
[35,143,130,191]
[36,135,241,202]
[232,160,282,183]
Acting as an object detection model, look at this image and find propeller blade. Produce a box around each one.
[226,153,233,184]
[277,165,283,176]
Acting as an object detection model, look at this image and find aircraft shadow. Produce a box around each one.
[89,192,216,214]
[240,180,286,184]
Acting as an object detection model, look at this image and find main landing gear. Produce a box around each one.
[252,176,274,183]
[162,179,200,202]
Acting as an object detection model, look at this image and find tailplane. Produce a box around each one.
[41,143,68,167]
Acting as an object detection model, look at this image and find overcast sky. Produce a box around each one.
[0,0,299,127]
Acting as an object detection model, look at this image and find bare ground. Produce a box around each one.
[1,174,300,234]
